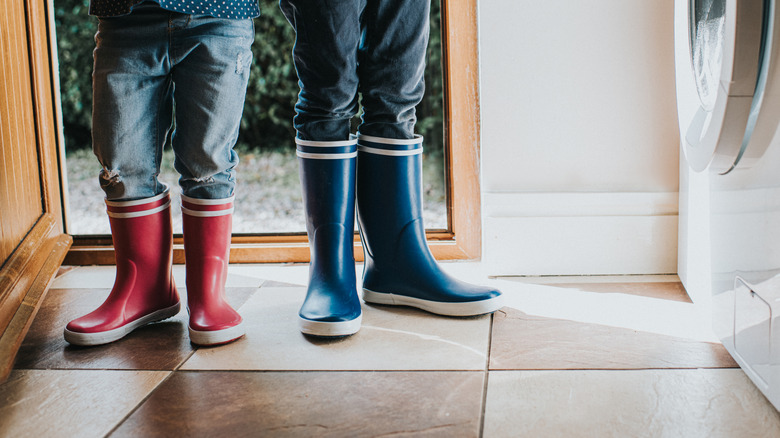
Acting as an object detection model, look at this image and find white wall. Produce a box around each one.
[478,0,681,275]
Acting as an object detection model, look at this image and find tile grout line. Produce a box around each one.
[487,366,742,372]
[13,365,741,373]
[101,349,198,438]
[171,368,490,374]
[479,311,496,438]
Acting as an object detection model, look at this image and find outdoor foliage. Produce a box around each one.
[53,0,444,153]
[54,0,96,150]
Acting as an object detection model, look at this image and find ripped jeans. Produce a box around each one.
[91,3,254,200]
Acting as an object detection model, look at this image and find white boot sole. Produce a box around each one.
[63,302,181,346]
[363,289,504,316]
[189,322,246,346]
[299,314,362,337]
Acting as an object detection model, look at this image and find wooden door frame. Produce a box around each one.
[0,0,73,382]
[63,0,483,265]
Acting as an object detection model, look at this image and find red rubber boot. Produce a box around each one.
[181,195,245,346]
[64,191,181,346]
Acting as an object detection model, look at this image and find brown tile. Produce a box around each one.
[483,370,780,437]
[549,281,692,303]
[112,371,484,437]
[14,287,257,370]
[0,369,168,437]
[489,308,738,370]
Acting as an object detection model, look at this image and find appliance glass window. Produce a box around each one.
[691,0,727,109]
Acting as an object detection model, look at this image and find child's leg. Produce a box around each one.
[357,0,430,140]
[91,6,175,200]
[356,133,504,316]
[355,0,504,316]
[66,7,180,346]
[279,0,363,141]
[169,15,254,200]
[168,15,255,345]
[280,0,364,336]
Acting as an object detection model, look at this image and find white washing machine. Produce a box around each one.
[677,0,780,409]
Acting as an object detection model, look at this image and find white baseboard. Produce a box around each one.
[482,192,679,276]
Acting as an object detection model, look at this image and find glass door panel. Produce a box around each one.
[56,0,447,236]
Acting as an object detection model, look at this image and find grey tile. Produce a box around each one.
[182,287,491,371]
[490,308,737,369]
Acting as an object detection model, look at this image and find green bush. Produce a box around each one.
[54,0,443,153]
[241,1,297,150]
[54,0,96,150]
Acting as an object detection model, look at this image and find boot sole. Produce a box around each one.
[299,314,362,337]
[189,322,245,346]
[363,289,504,316]
[63,302,181,346]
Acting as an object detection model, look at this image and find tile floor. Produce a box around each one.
[3,264,780,437]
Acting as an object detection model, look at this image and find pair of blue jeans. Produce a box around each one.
[279,0,430,141]
[91,3,254,200]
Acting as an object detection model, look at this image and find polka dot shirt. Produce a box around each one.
[90,0,260,19]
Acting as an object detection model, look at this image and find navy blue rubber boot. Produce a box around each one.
[356,134,503,316]
[297,138,362,336]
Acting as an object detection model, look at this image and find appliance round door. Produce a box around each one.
[738,0,780,171]
[679,0,765,173]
